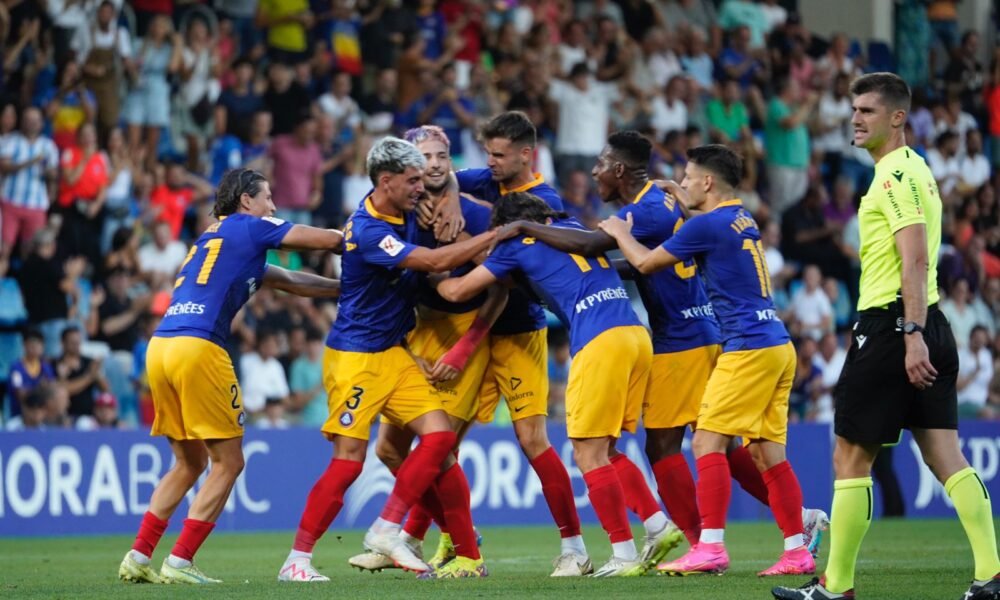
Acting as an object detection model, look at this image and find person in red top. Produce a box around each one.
[148,161,213,240]
[57,123,109,266]
[989,47,1000,169]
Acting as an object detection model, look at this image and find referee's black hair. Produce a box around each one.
[686,144,742,189]
[850,72,911,112]
[491,192,568,227]
[607,130,652,171]
[214,168,268,217]
[479,111,537,147]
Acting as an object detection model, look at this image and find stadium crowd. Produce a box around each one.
[1,0,999,432]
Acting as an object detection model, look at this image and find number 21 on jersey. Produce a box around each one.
[175,239,223,288]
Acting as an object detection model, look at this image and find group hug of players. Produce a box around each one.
[115,109,829,585]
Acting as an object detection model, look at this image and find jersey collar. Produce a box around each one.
[365,195,405,225]
[500,173,546,195]
[631,181,655,204]
[878,145,912,167]
[713,198,743,211]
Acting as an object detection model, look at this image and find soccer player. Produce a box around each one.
[499,131,829,558]
[118,168,344,584]
[773,74,1000,600]
[277,137,497,582]
[599,144,812,577]
[446,111,592,576]
[347,125,505,576]
[436,191,683,577]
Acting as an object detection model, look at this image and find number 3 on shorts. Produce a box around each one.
[346,386,364,410]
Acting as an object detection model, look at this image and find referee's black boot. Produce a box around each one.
[965,574,1000,600]
[772,577,855,599]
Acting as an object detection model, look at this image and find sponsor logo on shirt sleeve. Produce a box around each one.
[379,235,405,257]
[262,216,286,226]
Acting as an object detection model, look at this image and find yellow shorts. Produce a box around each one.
[404,309,490,422]
[697,341,796,444]
[476,328,549,423]
[147,336,244,440]
[322,346,442,441]
[567,326,652,439]
[644,344,721,429]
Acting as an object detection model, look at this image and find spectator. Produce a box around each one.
[256,0,314,66]
[55,325,108,418]
[123,14,183,170]
[549,62,619,185]
[717,25,766,90]
[788,336,822,422]
[934,95,978,158]
[562,169,603,229]
[148,161,213,240]
[360,68,399,139]
[408,64,476,163]
[18,230,83,357]
[98,267,151,363]
[76,390,123,429]
[547,327,570,422]
[926,129,962,197]
[289,328,325,427]
[176,16,221,172]
[42,60,97,151]
[781,184,852,283]
[75,1,132,144]
[4,384,49,431]
[824,276,854,332]
[958,130,991,194]
[240,329,290,420]
[815,73,853,184]
[718,0,767,48]
[268,116,323,225]
[989,51,1000,170]
[592,16,630,82]
[957,325,995,419]
[6,327,55,420]
[762,220,795,290]
[557,19,591,77]
[0,256,27,403]
[790,264,834,340]
[138,221,188,289]
[943,30,985,121]
[317,72,362,136]
[706,78,750,144]
[633,27,681,93]
[243,110,274,170]
[40,380,75,429]
[823,175,857,230]
[57,123,109,268]
[650,75,690,142]
[0,107,60,260]
[316,0,366,80]
[680,28,713,92]
[815,32,860,87]
[813,331,847,423]
[262,62,312,136]
[315,114,355,229]
[216,56,263,145]
[940,278,984,350]
[786,37,816,92]
[101,128,137,253]
[765,76,817,216]
[257,395,290,429]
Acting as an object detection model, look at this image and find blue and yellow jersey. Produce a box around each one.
[328,195,421,353]
[156,213,293,347]
[618,182,720,353]
[483,218,642,356]
[416,196,492,314]
[661,200,789,352]
[456,168,564,335]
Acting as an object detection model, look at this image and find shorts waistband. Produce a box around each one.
[859,302,939,319]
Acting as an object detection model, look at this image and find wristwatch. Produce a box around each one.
[902,321,925,335]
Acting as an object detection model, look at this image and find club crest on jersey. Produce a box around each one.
[379,235,405,257]
[339,411,354,427]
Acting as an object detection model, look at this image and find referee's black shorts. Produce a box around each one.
[833,305,959,445]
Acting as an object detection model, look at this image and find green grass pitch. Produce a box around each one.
[0,519,991,599]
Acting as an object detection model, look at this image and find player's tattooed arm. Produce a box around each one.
[497,220,617,256]
[262,265,340,298]
[279,224,344,253]
[429,284,507,383]
[599,213,680,275]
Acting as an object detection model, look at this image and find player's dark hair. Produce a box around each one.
[479,111,536,147]
[214,168,268,217]
[607,130,651,171]
[849,72,911,112]
[490,192,567,227]
[686,144,742,189]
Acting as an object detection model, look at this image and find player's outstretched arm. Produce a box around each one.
[429,284,508,383]
[262,265,340,298]
[279,224,344,253]
[436,265,499,304]
[499,220,617,256]
[599,213,680,275]
[400,230,497,272]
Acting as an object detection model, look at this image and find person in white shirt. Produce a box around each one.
[650,75,690,141]
[926,130,962,197]
[790,264,834,340]
[958,129,991,193]
[558,19,592,77]
[633,27,682,92]
[74,1,133,142]
[239,330,290,418]
[548,62,620,185]
[814,73,853,173]
[317,72,363,134]
[813,332,847,423]
[138,221,189,289]
[957,325,994,418]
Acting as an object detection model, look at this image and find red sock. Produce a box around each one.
[530,447,581,538]
[132,511,168,558]
[434,463,479,559]
[170,518,214,562]
[762,461,805,539]
[609,454,661,521]
[403,505,440,540]
[728,444,770,506]
[583,464,632,543]
[696,452,731,531]
[293,458,363,552]
[380,431,457,523]
[652,454,700,545]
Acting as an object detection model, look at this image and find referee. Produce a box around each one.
[773,74,1000,600]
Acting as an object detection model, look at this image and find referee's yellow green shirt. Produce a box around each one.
[857,145,942,311]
